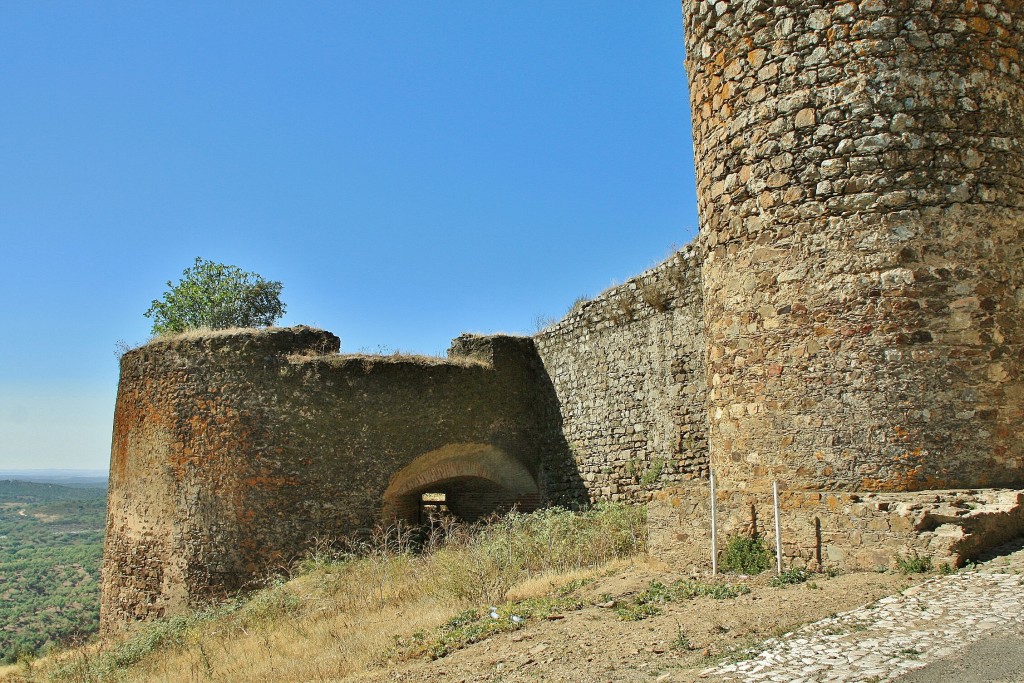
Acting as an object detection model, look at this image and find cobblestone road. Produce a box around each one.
[699,540,1024,682]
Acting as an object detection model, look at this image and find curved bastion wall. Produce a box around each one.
[684,0,1024,492]
[100,327,565,630]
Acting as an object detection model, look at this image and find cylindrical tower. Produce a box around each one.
[683,0,1024,492]
[101,327,341,630]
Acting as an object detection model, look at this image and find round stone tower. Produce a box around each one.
[683,0,1024,492]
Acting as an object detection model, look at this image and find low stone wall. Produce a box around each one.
[533,246,708,503]
[649,485,1024,572]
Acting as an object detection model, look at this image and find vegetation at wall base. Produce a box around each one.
[895,552,933,574]
[719,534,774,575]
[0,481,106,664]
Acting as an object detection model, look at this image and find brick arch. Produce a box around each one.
[382,443,541,523]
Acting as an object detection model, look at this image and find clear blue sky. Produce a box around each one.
[0,2,698,471]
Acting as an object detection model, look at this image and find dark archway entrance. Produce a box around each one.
[382,443,541,524]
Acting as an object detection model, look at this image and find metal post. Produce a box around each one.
[710,470,718,575]
[773,480,782,574]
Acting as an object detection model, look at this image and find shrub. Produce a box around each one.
[720,535,773,574]
[895,552,932,574]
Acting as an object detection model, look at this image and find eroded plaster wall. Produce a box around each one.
[101,327,564,630]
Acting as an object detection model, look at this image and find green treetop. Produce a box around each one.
[144,257,286,334]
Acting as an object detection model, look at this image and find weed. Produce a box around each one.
[819,624,846,637]
[396,593,584,660]
[614,579,749,621]
[938,562,953,575]
[769,568,810,587]
[640,283,670,312]
[616,602,664,621]
[676,580,750,600]
[899,647,922,659]
[671,621,692,651]
[531,314,559,333]
[850,620,869,632]
[568,295,589,315]
[640,458,665,486]
[895,552,932,574]
[626,458,640,480]
[720,535,773,575]
[614,294,636,322]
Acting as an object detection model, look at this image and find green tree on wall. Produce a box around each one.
[145,257,286,334]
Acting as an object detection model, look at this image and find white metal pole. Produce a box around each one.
[773,480,782,574]
[710,470,718,575]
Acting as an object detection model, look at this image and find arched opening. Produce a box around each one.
[382,443,541,525]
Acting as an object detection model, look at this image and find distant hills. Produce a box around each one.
[0,469,107,488]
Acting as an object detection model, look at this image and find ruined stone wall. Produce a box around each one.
[533,247,709,502]
[684,0,1024,492]
[102,327,563,630]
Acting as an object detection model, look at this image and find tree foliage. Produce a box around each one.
[144,257,286,334]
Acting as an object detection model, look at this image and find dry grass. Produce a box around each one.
[6,505,645,683]
[145,326,269,344]
[320,352,488,369]
[639,282,671,312]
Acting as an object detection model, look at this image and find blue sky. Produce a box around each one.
[0,2,698,471]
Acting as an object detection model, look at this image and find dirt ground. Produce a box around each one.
[355,564,922,683]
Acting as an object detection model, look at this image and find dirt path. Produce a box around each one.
[351,539,1024,683]
[353,566,920,683]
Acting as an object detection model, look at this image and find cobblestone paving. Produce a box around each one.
[700,541,1024,682]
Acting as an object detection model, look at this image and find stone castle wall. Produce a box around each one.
[684,0,1024,492]
[533,246,708,502]
[101,327,565,629]
[103,1,1024,628]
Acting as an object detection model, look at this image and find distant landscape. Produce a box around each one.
[0,472,107,663]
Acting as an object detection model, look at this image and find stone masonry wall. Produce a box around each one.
[102,327,564,630]
[684,0,1024,492]
[533,246,708,502]
[650,484,1024,572]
